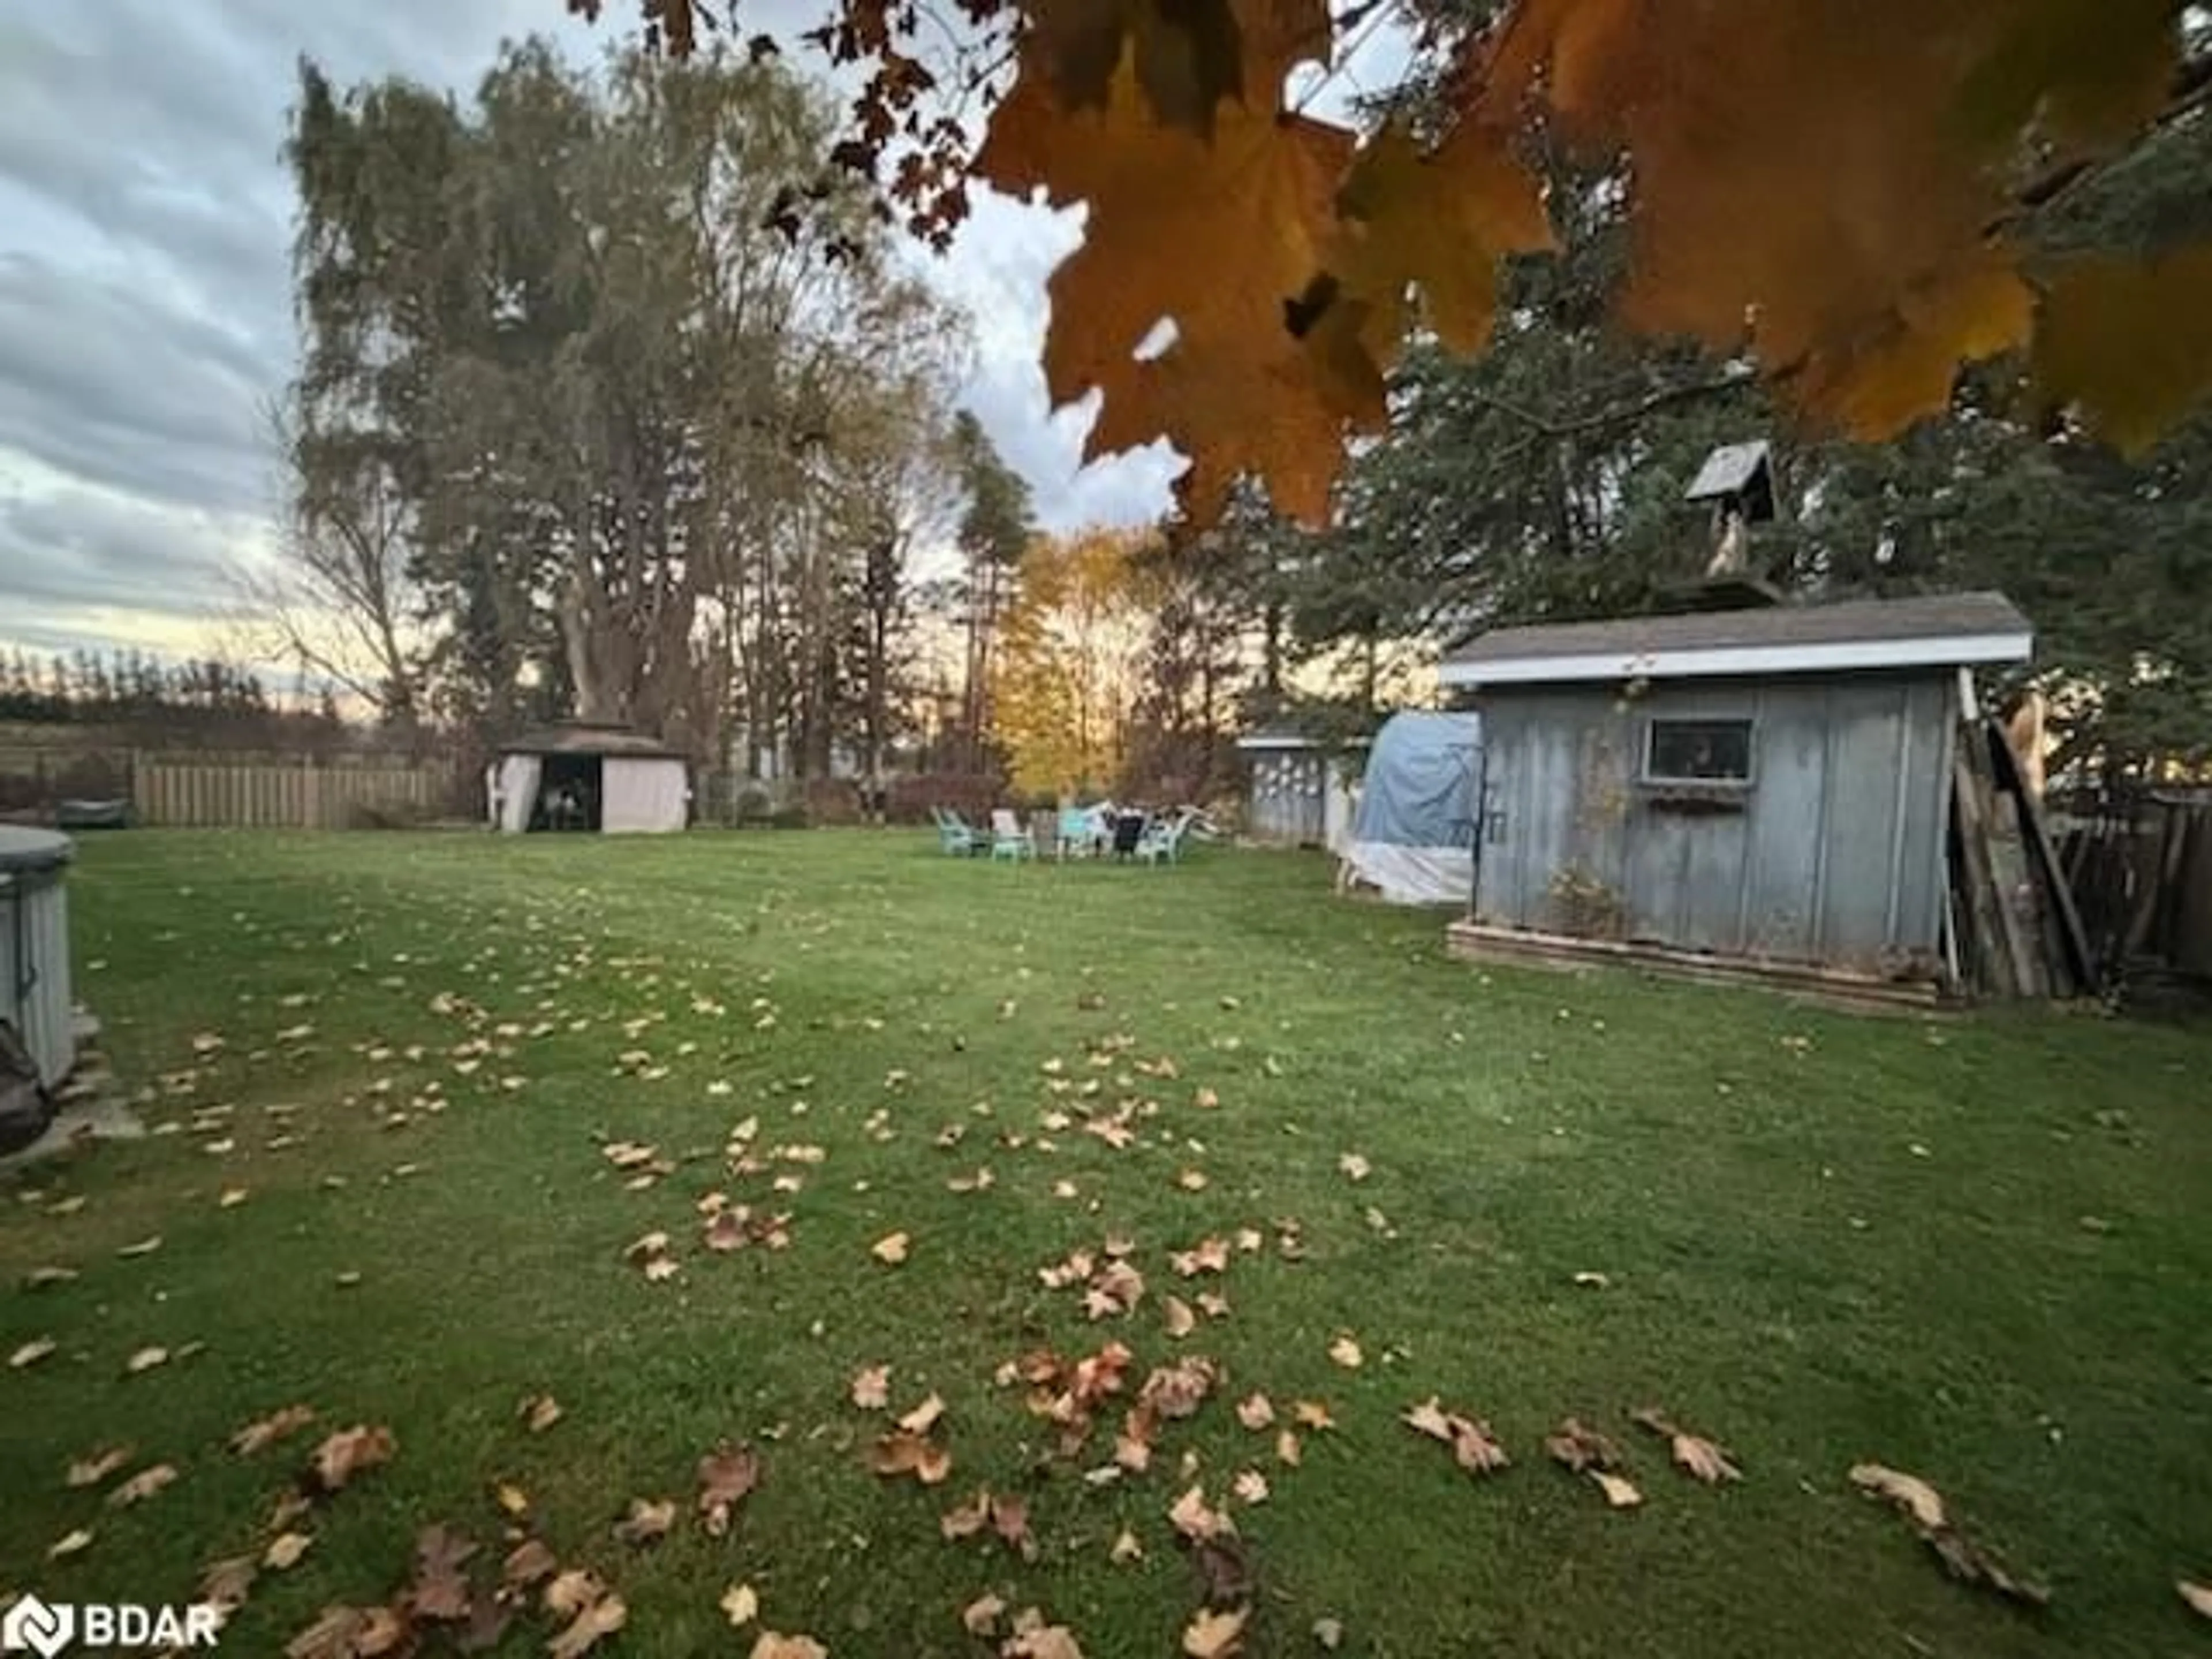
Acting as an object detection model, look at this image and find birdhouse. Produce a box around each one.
[1684,440,1779,585]
[1685,440,1778,524]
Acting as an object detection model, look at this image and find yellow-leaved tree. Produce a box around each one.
[990,527,1161,797]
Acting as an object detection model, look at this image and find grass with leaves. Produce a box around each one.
[2,828,2210,1657]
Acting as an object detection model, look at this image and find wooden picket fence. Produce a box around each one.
[131,755,452,830]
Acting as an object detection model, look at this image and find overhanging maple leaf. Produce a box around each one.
[975,10,1378,525]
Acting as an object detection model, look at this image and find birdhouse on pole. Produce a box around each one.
[1647,440,1785,613]
[1684,440,1778,579]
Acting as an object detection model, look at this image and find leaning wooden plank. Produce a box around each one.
[1951,752,2018,998]
[1984,821,2051,997]
[1984,718,2096,994]
[1964,728,2049,997]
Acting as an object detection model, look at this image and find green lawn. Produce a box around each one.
[3,829,2210,1657]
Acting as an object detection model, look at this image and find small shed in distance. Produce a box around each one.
[1440,592,2033,999]
[488,722,690,834]
[1235,725,1365,849]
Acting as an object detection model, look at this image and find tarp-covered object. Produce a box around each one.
[1346,712,1483,905]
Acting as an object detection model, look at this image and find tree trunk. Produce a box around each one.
[562,559,621,725]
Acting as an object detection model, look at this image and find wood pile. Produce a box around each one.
[1946,717,2096,1000]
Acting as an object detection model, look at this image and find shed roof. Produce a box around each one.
[1236,721,1372,752]
[0,825,73,876]
[498,722,683,759]
[1440,591,2032,688]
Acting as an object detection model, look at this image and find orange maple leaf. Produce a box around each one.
[975,6,1378,525]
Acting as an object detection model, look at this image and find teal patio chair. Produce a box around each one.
[1055,806,1100,859]
[933,806,989,856]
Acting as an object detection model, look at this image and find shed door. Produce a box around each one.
[1624,800,1750,952]
[1622,714,1753,954]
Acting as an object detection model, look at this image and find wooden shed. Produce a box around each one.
[1235,726,1364,849]
[488,722,689,835]
[1438,592,2036,1001]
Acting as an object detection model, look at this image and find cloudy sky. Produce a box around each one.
[0,1,1395,673]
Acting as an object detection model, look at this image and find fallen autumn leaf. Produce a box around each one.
[1851,1463,2049,1607]
[613,1496,676,1546]
[1592,1471,1643,1508]
[720,1582,760,1627]
[1630,1407,1742,1483]
[1849,1463,1947,1531]
[502,1539,556,1590]
[1183,1604,1248,1658]
[961,1592,1006,1635]
[548,1592,627,1658]
[66,1444,134,1487]
[696,1442,762,1536]
[1403,1397,1510,1475]
[1544,1418,1623,1474]
[264,1532,314,1570]
[107,1463,178,1507]
[232,1404,317,1457]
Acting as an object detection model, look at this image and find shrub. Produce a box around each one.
[885,774,1001,826]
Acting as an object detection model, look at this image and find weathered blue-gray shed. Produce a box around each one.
[1440,592,2033,994]
[1236,726,1364,849]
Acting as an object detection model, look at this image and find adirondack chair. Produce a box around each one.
[989,808,1036,861]
[1135,810,1192,865]
[933,806,988,856]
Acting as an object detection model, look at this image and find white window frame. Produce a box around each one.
[1641,716,1756,787]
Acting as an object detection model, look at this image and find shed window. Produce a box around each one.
[1644,718,1753,784]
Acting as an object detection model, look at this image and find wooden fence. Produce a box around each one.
[131,756,452,829]
[2054,792,2212,993]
